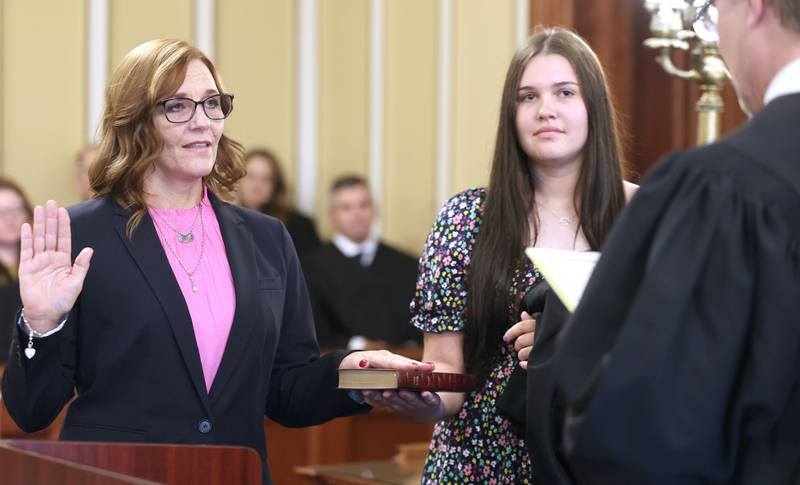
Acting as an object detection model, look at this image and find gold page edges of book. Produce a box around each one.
[338,369,476,393]
[525,247,600,313]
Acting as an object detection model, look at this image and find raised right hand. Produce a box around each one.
[18,200,93,333]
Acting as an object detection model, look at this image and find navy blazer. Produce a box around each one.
[2,193,368,485]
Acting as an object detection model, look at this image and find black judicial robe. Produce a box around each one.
[284,211,321,257]
[549,94,800,484]
[302,242,421,348]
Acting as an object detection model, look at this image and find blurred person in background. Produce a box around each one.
[74,144,97,201]
[302,175,421,350]
[0,178,33,362]
[238,148,320,256]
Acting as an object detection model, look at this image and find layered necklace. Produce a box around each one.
[152,204,200,243]
[152,203,206,292]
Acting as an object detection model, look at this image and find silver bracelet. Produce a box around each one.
[20,308,68,359]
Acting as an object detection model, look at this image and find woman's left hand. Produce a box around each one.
[339,350,440,422]
[338,349,434,373]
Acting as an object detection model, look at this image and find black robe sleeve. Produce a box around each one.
[552,148,800,485]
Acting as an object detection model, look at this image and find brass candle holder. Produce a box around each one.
[644,0,730,145]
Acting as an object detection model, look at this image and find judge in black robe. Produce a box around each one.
[302,241,421,348]
[543,70,800,485]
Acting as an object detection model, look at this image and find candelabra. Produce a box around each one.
[643,0,729,145]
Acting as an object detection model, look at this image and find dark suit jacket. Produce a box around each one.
[1,194,368,485]
[302,242,421,348]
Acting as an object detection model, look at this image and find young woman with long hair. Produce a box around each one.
[364,27,637,483]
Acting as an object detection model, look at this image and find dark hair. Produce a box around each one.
[776,0,800,32]
[463,27,627,380]
[90,39,246,237]
[331,175,369,194]
[244,147,290,222]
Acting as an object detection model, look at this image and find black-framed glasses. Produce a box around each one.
[158,93,234,123]
[693,0,718,44]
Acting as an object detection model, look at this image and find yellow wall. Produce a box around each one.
[109,0,193,69]
[217,0,296,190]
[0,0,518,254]
[2,0,85,206]
[452,0,517,195]
[383,0,437,257]
[317,0,370,236]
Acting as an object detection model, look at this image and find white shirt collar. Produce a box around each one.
[331,234,379,267]
[764,56,800,106]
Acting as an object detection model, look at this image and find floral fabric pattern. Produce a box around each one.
[411,188,542,484]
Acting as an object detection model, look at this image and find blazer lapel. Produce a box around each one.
[112,203,213,416]
[207,195,258,400]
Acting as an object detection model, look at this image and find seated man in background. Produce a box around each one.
[303,175,421,350]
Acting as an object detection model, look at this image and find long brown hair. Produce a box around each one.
[90,39,246,237]
[463,27,627,379]
[244,148,290,222]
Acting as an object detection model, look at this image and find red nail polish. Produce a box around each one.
[358,359,368,368]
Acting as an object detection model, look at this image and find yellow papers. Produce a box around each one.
[525,248,600,313]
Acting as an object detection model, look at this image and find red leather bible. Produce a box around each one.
[338,369,476,392]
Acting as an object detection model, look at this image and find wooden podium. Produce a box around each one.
[0,440,262,484]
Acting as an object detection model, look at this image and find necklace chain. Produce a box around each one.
[536,201,575,226]
[152,204,201,244]
[152,206,206,292]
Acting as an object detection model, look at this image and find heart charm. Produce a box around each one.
[24,347,36,359]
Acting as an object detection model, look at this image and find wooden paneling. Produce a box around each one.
[265,410,434,485]
[5,440,262,484]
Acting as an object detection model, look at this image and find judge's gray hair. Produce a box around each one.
[776,0,800,32]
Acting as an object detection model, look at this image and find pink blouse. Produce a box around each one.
[148,189,236,392]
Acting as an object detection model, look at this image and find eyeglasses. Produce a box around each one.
[157,93,234,123]
[693,0,718,44]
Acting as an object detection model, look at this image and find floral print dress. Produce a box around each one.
[410,188,542,484]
